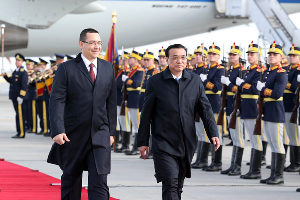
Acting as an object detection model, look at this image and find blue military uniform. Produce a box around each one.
[203,43,224,172]
[259,42,288,185]
[3,53,28,138]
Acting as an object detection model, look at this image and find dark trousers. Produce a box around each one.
[153,152,186,200]
[23,99,33,131]
[36,99,48,134]
[11,99,25,137]
[61,150,109,200]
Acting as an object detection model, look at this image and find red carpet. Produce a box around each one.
[0,159,119,200]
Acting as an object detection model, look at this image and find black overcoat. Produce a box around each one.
[137,67,218,178]
[47,53,117,175]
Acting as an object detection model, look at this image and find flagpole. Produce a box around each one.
[1,24,5,75]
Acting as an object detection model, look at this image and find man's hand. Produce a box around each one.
[53,133,70,145]
[211,137,220,151]
[200,74,207,82]
[110,136,114,146]
[221,76,231,86]
[235,77,244,86]
[139,146,149,160]
[122,75,128,82]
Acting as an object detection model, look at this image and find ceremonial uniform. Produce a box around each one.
[220,44,247,176]
[259,42,287,185]
[124,51,145,154]
[191,45,211,169]
[202,44,224,171]
[284,45,300,172]
[3,53,28,138]
[239,42,264,179]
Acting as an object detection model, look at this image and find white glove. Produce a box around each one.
[122,75,128,82]
[221,76,231,86]
[200,74,207,82]
[297,74,300,82]
[256,81,266,91]
[236,77,245,86]
[17,97,23,104]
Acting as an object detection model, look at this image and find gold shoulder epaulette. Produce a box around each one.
[277,68,286,73]
[137,66,144,71]
[20,68,24,72]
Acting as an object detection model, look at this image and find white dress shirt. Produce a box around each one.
[171,72,182,82]
[81,54,98,78]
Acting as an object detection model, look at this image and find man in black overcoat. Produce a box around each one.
[47,28,117,200]
[137,44,220,200]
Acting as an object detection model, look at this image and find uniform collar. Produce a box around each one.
[291,64,300,69]
[197,63,205,68]
[232,63,240,69]
[147,65,155,71]
[209,62,218,68]
[250,64,258,70]
[270,64,281,71]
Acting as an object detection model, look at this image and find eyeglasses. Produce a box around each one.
[170,56,187,61]
[82,40,103,46]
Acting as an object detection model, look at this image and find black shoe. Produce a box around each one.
[266,153,285,185]
[284,146,300,172]
[36,131,43,135]
[221,146,237,174]
[125,150,139,155]
[296,188,300,192]
[228,147,244,176]
[241,149,262,179]
[260,152,275,184]
[11,134,25,139]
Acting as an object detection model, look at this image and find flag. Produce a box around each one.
[104,23,119,66]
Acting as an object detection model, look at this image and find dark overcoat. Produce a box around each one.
[47,53,117,175]
[137,67,218,178]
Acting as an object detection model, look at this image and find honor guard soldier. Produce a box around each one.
[284,44,300,172]
[55,53,65,66]
[158,47,168,72]
[139,50,158,111]
[220,43,247,176]
[115,52,131,152]
[200,43,224,171]
[189,54,196,71]
[2,53,28,138]
[117,51,132,152]
[238,42,264,179]
[24,59,36,133]
[122,50,145,155]
[257,41,288,185]
[192,44,210,169]
[36,58,50,135]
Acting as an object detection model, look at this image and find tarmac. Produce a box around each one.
[0,82,299,200]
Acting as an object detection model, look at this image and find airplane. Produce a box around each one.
[0,0,300,57]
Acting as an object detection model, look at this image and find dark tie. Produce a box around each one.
[89,63,95,83]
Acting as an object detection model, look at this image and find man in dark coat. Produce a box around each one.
[137,44,220,200]
[47,28,117,200]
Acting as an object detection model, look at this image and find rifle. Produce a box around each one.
[228,47,245,129]
[216,47,228,126]
[253,47,264,135]
[290,83,300,123]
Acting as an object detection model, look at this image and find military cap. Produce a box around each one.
[208,43,221,55]
[55,53,65,59]
[268,41,283,56]
[194,44,208,57]
[66,55,74,60]
[129,50,142,61]
[188,54,192,61]
[246,41,259,53]
[158,47,166,57]
[123,51,129,59]
[143,50,155,59]
[15,53,25,61]
[50,59,56,66]
[39,58,48,65]
[288,44,300,56]
[229,42,241,55]
[33,61,39,67]
[26,59,35,65]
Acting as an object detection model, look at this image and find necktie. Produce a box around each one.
[89,63,95,83]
